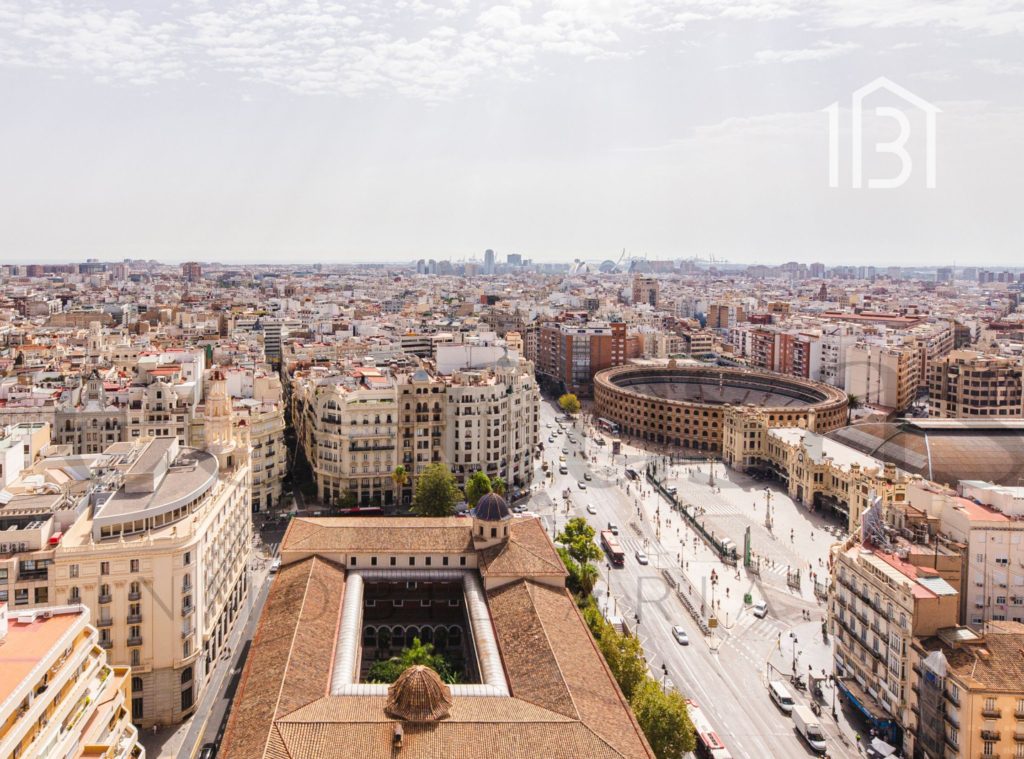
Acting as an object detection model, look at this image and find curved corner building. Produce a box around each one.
[594,364,848,454]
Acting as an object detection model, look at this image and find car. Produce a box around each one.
[586,504,597,514]
[558,454,566,462]
[269,558,281,574]
[559,465,568,474]
[635,550,649,565]
[546,422,552,428]
[561,448,568,455]
[595,437,606,445]
[512,504,527,513]
[607,522,619,535]
[753,600,768,618]
[548,437,555,443]
[671,625,689,645]
[583,472,592,481]
[568,436,577,444]
[577,481,587,490]
[199,744,216,759]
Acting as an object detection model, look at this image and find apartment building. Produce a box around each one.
[845,341,921,412]
[0,384,252,727]
[292,357,539,507]
[909,621,1024,759]
[631,276,659,308]
[707,302,746,330]
[831,537,960,749]
[536,319,638,396]
[0,603,145,759]
[928,350,1024,418]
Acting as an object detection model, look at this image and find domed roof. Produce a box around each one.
[385,665,453,722]
[475,491,511,521]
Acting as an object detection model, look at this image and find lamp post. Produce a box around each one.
[764,487,773,531]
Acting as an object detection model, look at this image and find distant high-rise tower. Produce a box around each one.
[506,253,522,267]
[182,261,203,282]
[484,249,495,275]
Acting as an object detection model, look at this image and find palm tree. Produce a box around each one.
[490,476,507,497]
[391,465,409,507]
[578,562,599,596]
[846,393,862,424]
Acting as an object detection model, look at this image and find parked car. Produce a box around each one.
[269,558,281,574]
[586,503,597,515]
[583,471,592,481]
[577,481,587,490]
[671,625,689,645]
[635,550,649,565]
[199,744,217,759]
[753,600,768,618]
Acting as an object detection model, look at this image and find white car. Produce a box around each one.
[671,625,689,645]
[577,481,587,490]
[753,600,768,618]
[269,558,282,574]
[586,504,597,515]
[635,550,649,565]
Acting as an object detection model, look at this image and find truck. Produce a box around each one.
[792,705,827,753]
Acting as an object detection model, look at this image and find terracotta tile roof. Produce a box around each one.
[924,621,1024,691]
[219,557,345,759]
[282,516,475,555]
[488,580,654,759]
[478,518,568,578]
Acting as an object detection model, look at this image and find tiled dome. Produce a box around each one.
[385,665,453,722]
[475,492,511,522]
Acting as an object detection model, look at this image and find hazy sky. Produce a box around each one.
[2,0,1023,267]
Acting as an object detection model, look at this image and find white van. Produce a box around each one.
[768,680,795,714]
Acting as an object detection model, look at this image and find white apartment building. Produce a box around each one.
[0,376,251,727]
[0,603,145,759]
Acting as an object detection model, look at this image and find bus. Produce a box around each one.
[597,417,620,435]
[687,699,733,759]
[600,530,625,567]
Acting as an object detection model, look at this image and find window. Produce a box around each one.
[181,685,194,711]
[181,667,193,684]
[409,557,416,566]
[184,551,191,566]
[69,564,79,579]
[442,556,449,566]
[459,556,467,566]
[370,556,377,566]
[350,557,357,566]
[183,639,191,657]
[182,574,191,592]
[390,556,396,566]
[69,586,80,601]
[131,649,141,667]
[132,696,144,719]
[100,561,110,575]
[130,559,139,573]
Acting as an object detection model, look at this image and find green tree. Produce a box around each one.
[365,637,460,684]
[558,393,581,415]
[334,491,358,511]
[465,471,492,507]
[411,463,462,516]
[557,517,602,566]
[630,678,696,759]
[599,629,648,701]
[577,561,599,596]
[846,392,862,423]
[490,475,507,496]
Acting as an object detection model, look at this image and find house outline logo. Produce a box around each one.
[827,76,940,189]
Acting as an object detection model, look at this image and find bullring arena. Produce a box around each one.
[593,364,849,454]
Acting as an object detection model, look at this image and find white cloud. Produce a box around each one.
[754,40,859,64]
[975,57,1024,75]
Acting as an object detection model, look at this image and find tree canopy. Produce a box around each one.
[630,679,696,759]
[411,463,462,516]
[557,517,602,566]
[365,637,459,684]
[465,471,493,507]
[558,393,581,415]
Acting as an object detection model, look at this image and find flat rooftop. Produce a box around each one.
[0,607,81,708]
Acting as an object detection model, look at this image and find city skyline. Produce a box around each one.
[2,1,1023,265]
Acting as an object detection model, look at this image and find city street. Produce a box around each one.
[528,398,862,759]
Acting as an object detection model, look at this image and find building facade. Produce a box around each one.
[927,350,1024,418]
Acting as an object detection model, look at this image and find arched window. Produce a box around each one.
[181,667,193,684]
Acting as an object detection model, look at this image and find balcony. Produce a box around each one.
[127,636,142,647]
[99,640,112,649]
[126,614,142,624]
[978,753,1000,759]
[128,591,141,601]
[182,603,194,617]
[944,734,959,752]
[98,593,112,604]
[182,629,193,640]
[982,706,1002,718]
[945,690,961,707]
[981,729,1001,741]
[96,618,113,628]
[1014,731,1024,742]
